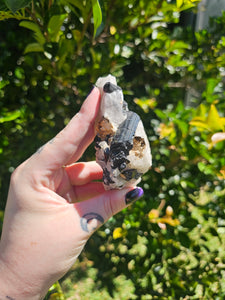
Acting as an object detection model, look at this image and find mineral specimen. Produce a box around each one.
[95,75,152,190]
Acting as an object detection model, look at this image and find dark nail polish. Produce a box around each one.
[125,187,144,205]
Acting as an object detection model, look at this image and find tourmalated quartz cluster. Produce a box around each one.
[94,75,152,190]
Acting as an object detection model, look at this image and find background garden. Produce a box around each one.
[0,0,225,299]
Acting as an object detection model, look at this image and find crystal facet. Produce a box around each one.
[95,75,152,190]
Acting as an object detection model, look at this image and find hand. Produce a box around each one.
[0,87,143,300]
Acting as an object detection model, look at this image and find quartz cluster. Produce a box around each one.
[94,75,152,190]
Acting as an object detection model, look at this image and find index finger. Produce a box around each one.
[31,87,101,170]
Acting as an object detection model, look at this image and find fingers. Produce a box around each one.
[65,161,103,186]
[64,182,105,203]
[30,87,101,170]
[74,187,144,236]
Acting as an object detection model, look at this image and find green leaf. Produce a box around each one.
[196,103,207,120]
[24,43,44,54]
[48,14,67,42]
[91,0,102,37]
[0,2,8,10]
[4,0,31,13]
[168,40,190,52]
[0,109,22,123]
[15,67,25,79]
[0,9,29,21]
[204,78,219,102]
[46,281,65,300]
[72,29,82,43]
[20,21,45,45]
[63,0,84,12]
[0,80,9,90]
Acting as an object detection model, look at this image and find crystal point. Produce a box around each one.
[95,75,152,190]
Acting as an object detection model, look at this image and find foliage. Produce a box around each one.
[1,0,225,299]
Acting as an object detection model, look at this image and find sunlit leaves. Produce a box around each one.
[134,97,157,113]
[24,43,44,54]
[203,78,220,103]
[0,79,9,90]
[207,104,225,131]
[46,281,65,300]
[0,109,23,123]
[91,0,102,37]
[148,204,180,229]
[48,14,67,42]
[176,0,200,10]
[190,104,225,132]
[110,25,116,35]
[0,9,29,20]
[113,227,127,239]
[19,19,45,53]
[158,122,175,140]
[218,167,225,180]
[20,21,45,45]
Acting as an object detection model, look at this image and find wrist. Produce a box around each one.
[0,244,43,300]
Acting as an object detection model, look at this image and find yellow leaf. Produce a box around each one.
[221,117,225,126]
[177,0,184,8]
[49,293,61,300]
[148,209,159,222]
[158,122,174,139]
[178,0,199,10]
[134,98,156,113]
[110,25,116,35]
[218,167,225,180]
[113,227,127,239]
[189,117,209,130]
[159,217,180,227]
[196,103,207,120]
[207,104,224,132]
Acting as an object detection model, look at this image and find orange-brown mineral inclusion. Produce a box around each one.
[96,117,115,139]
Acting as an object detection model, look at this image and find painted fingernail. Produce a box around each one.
[125,187,144,205]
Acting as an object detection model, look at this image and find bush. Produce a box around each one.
[1,0,225,298]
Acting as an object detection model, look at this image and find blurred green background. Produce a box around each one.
[1,0,225,299]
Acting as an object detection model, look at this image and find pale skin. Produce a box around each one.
[0,87,143,300]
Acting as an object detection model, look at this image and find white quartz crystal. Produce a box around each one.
[95,75,152,190]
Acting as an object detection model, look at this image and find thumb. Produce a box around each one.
[75,187,144,236]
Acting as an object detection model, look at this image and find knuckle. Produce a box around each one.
[10,160,28,187]
[10,165,22,185]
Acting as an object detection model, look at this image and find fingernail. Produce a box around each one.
[125,187,144,205]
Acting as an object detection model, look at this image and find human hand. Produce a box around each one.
[0,87,143,300]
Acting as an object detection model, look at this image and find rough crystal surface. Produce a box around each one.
[95,75,152,190]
